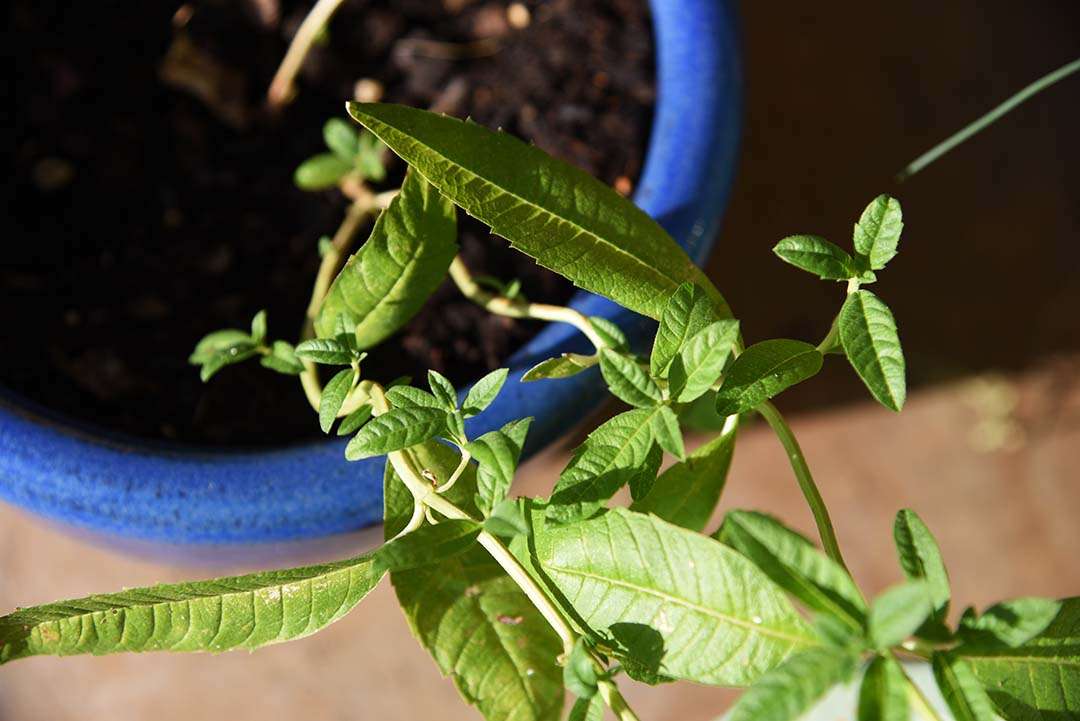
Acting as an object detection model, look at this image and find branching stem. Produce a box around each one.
[448,256,607,350]
[756,400,849,572]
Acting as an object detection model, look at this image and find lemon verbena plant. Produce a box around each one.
[2,104,1075,721]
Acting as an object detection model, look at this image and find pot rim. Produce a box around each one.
[0,0,743,546]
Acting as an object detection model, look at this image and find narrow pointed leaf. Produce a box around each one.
[858,654,910,721]
[668,319,740,402]
[347,103,729,320]
[893,509,951,625]
[589,317,629,351]
[319,368,355,433]
[773,235,856,280]
[839,290,906,411]
[190,329,251,364]
[726,647,858,721]
[315,169,458,348]
[249,310,267,344]
[534,508,818,686]
[568,696,604,721]
[868,581,934,649]
[956,597,1080,720]
[427,369,458,410]
[627,442,664,501]
[546,408,659,525]
[383,442,563,721]
[294,152,352,190]
[522,354,596,382]
[599,349,662,408]
[345,406,447,460]
[651,405,685,460]
[853,195,903,270]
[467,417,533,516]
[719,511,867,631]
[651,283,722,377]
[933,652,999,721]
[483,499,530,539]
[462,368,509,417]
[0,554,382,663]
[631,427,736,531]
[715,340,823,416]
[385,384,444,410]
[295,338,353,365]
[323,117,359,160]
[336,403,373,436]
[260,340,305,375]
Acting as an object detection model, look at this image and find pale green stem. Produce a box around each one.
[448,256,606,350]
[899,57,1080,180]
[756,400,849,572]
[267,0,349,107]
[436,450,472,493]
[816,316,840,354]
[369,383,641,720]
[901,662,947,721]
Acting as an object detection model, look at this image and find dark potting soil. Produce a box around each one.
[5,0,655,445]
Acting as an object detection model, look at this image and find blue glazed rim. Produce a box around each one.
[0,0,742,547]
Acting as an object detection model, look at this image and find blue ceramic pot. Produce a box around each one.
[0,0,742,552]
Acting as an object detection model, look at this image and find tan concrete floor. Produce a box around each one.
[2,360,1077,721]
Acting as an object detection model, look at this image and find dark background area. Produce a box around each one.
[716,1,1079,411]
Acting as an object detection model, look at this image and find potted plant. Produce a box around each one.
[3,99,1074,721]
[0,0,740,552]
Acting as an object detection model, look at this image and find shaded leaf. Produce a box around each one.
[319,368,356,433]
[858,654,909,721]
[564,637,599,699]
[933,652,998,721]
[599,349,662,408]
[719,511,867,631]
[336,403,373,436]
[631,428,736,532]
[567,696,604,721]
[627,443,664,502]
[483,499,530,539]
[868,581,933,649]
[714,340,823,416]
[427,369,458,410]
[893,509,951,628]
[467,417,533,516]
[651,405,685,460]
[959,598,1062,648]
[375,520,481,573]
[839,290,906,411]
[651,283,722,377]
[725,647,857,721]
[347,103,729,320]
[260,340,305,375]
[315,169,458,348]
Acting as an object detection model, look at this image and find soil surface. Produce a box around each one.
[5,0,654,445]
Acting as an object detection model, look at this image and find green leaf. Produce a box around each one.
[651,283,723,377]
[868,581,933,649]
[858,654,909,721]
[718,511,867,631]
[627,442,664,501]
[347,103,729,321]
[427,369,458,410]
[319,368,356,433]
[483,499,530,539]
[564,637,600,699]
[773,235,856,280]
[599,349,662,408]
[957,597,1080,720]
[260,340,305,375]
[546,408,659,525]
[893,509,951,625]
[375,519,481,573]
[714,340,824,416]
[189,329,252,365]
[725,646,858,721]
[853,195,903,270]
[522,354,596,382]
[295,338,354,365]
[294,152,353,190]
[385,384,444,410]
[813,614,863,649]
[462,368,509,417]
[630,427,736,532]
[336,403,373,436]
[933,652,999,721]
[677,390,731,431]
[533,508,817,685]
[668,319,740,402]
[345,406,447,460]
[383,442,563,721]
[651,405,685,460]
[839,290,906,411]
[959,598,1063,648]
[588,316,629,351]
[323,117,359,161]
[467,417,533,516]
[249,309,268,345]
[0,553,382,663]
[197,342,257,381]
[314,169,458,348]
[567,695,604,721]
[356,130,387,182]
